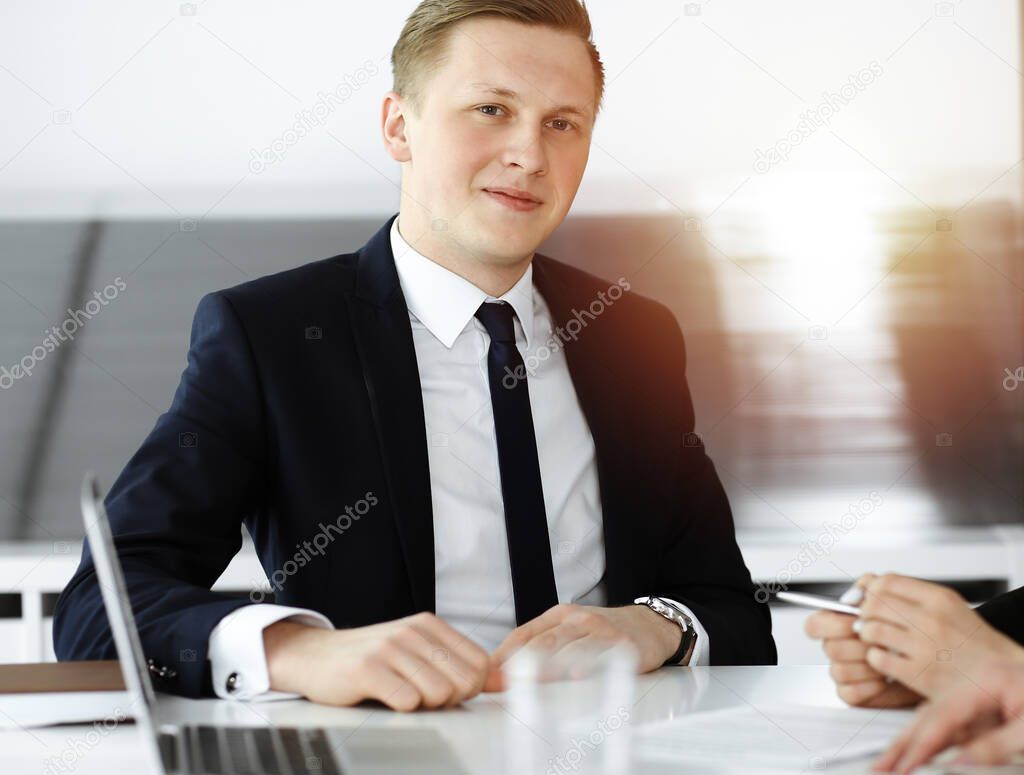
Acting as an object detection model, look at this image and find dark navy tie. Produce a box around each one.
[474,301,558,625]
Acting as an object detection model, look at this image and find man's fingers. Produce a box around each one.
[805,610,857,639]
[873,735,909,772]
[529,619,589,655]
[511,620,598,683]
[855,572,878,589]
[410,617,490,697]
[859,621,913,655]
[489,621,590,686]
[866,574,954,611]
[840,573,879,605]
[865,646,914,685]
[823,637,869,662]
[893,705,976,772]
[489,636,518,668]
[956,715,1024,766]
[830,660,881,684]
[491,605,566,665]
[872,705,925,771]
[838,678,916,709]
[404,627,485,703]
[484,623,589,693]
[384,645,457,709]
[886,683,999,772]
[555,632,629,678]
[363,662,427,712]
[412,612,489,665]
[837,678,889,707]
[484,630,627,693]
[490,629,530,668]
[482,662,505,693]
[859,591,927,633]
[487,607,625,690]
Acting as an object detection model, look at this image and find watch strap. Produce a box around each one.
[663,624,695,666]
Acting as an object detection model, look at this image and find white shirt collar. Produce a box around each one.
[390,215,535,350]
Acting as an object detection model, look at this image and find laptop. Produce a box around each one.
[79,471,468,775]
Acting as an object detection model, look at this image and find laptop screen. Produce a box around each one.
[79,472,162,738]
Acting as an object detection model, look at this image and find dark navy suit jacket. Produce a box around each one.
[54,213,777,697]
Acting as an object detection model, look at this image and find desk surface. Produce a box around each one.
[0,665,922,774]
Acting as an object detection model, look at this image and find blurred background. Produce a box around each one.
[0,0,1021,663]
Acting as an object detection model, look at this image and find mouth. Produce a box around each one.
[483,188,543,212]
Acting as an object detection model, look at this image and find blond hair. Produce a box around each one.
[391,0,605,119]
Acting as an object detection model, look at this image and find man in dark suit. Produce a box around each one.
[54,1,775,710]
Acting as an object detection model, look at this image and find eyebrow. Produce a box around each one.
[466,82,592,120]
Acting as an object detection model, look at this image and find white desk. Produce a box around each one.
[0,665,932,774]
[7,527,1024,665]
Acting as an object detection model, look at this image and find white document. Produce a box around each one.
[636,704,915,770]
[0,690,132,729]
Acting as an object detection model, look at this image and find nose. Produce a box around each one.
[500,122,548,177]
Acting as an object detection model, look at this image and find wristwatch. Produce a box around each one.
[634,596,697,666]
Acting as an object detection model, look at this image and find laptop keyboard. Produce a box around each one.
[160,726,342,774]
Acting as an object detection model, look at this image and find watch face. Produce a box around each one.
[649,598,669,615]
[654,597,690,625]
[653,598,673,613]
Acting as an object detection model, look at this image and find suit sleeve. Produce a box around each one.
[53,291,270,698]
[978,585,1024,645]
[647,304,778,666]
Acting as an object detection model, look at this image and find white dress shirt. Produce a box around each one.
[207,215,709,700]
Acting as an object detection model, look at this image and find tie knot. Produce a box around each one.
[474,301,517,344]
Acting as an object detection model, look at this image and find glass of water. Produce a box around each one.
[500,640,639,775]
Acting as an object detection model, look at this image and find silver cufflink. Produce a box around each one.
[147,658,177,680]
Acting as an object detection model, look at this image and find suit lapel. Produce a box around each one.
[532,256,638,603]
[346,214,435,612]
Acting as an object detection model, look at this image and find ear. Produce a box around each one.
[382,91,412,163]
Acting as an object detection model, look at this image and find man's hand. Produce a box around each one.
[806,572,921,708]
[807,572,1024,709]
[264,612,490,711]
[873,661,1024,772]
[806,606,922,708]
[482,603,681,692]
[855,573,1024,700]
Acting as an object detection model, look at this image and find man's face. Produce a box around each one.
[389,16,597,269]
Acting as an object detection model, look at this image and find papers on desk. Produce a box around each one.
[636,704,915,770]
[0,690,131,729]
[0,660,132,729]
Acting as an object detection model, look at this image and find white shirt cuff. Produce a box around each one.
[657,597,710,666]
[207,604,333,701]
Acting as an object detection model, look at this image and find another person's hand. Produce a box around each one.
[483,603,679,692]
[264,612,490,711]
[806,575,922,708]
[873,661,1024,772]
[856,573,1024,699]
